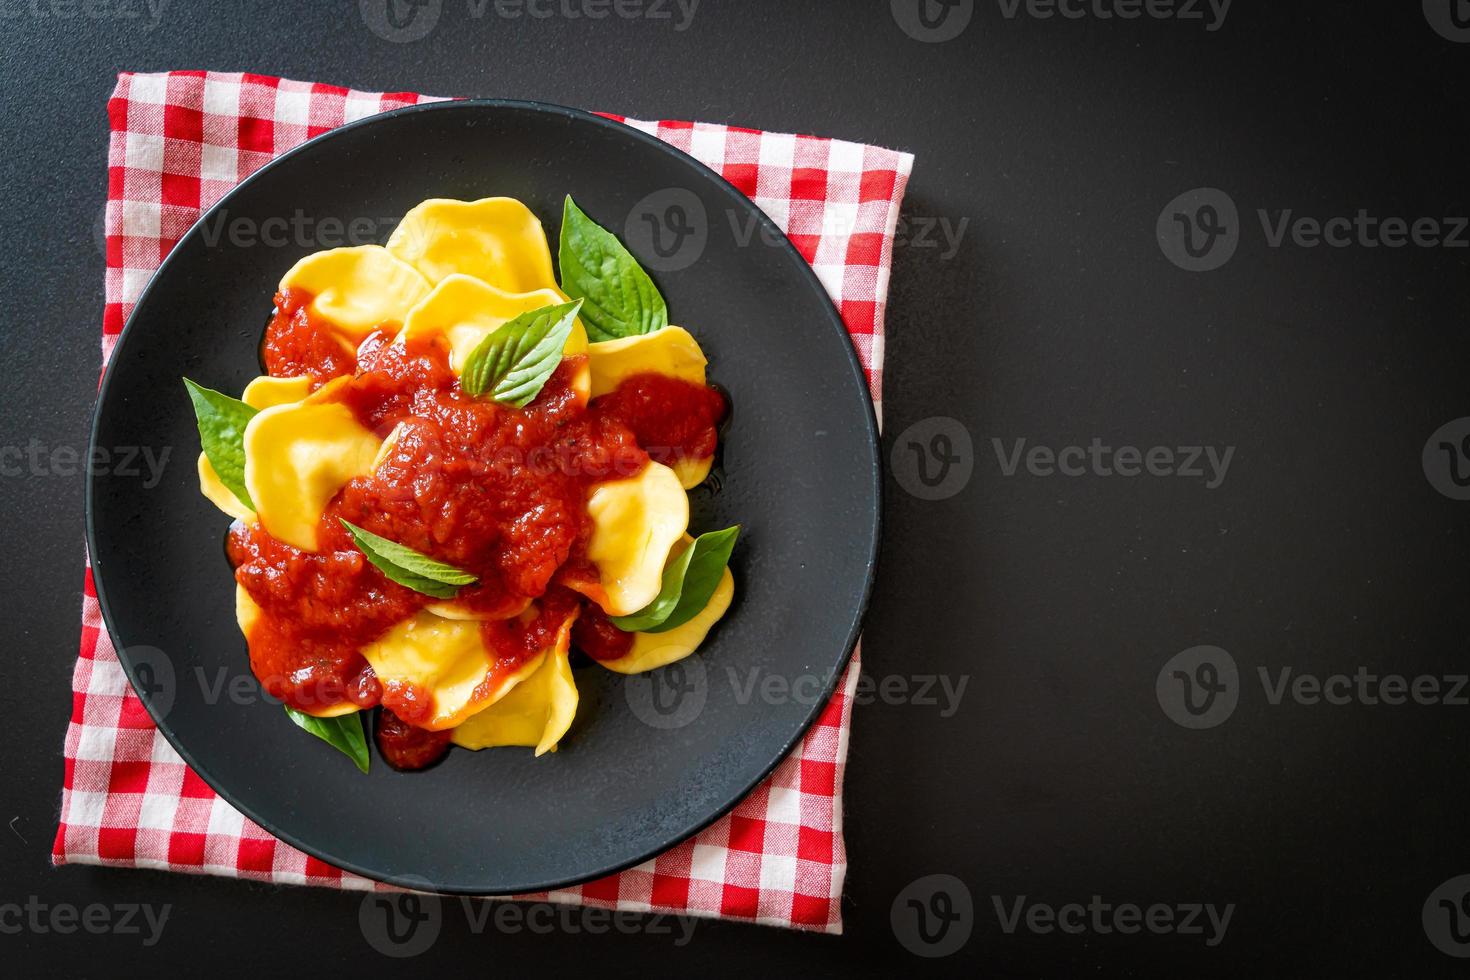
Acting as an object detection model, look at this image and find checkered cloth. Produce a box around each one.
[54,71,913,934]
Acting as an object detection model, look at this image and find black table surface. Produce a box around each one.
[4,2,1469,976]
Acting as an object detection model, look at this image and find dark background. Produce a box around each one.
[3,1,1469,975]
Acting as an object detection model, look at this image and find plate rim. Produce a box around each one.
[86,97,882,894]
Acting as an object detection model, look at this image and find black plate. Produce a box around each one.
[87,100,879,894]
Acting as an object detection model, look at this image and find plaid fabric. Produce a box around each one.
[55,71,913,935]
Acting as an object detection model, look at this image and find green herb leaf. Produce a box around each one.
[183,378,257,510]
[558,196,668,342]
[609,537,700,633]
[339,519,478,600]
[284,706,370,773]
[459,299,583,408]
[611,525,740,634]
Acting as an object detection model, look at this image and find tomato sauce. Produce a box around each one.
[261,289,356,385]
[231,292,724,767]
[590,372,725,470]
[571,603,635,663]
[376,709,453,771]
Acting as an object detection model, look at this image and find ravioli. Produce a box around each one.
[241,374,314,409]
[586,326,713,488]
[386,196,559,294]
[398,274,590,401]
[583,462,688,616]
[234,581,261,635]
[278,245,431,342]
[242,379,382,551]
[199,454,254,522]
[361,609,547,731]
[671,456,714,491]
[450,608,580,755]
[238,576,544,728]
[198,374,316,521]
[597,566,735,675]
[587,325,707,398]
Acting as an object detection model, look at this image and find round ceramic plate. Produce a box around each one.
[88,100,879,893]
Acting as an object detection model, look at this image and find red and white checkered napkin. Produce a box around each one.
[54,71,913,934]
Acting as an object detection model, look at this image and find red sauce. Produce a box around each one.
[261,289,357,385]
[482,587,582,663]
[591,372,725,471]
[571,603,635,663]
[227,522,415,711]
[232,292,725,768]
[376,709,453,771]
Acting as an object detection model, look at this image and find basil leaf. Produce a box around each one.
[183,378,257,510]
[611,525,740,634]
[284,706,370,774]
[558,196,668,342]
[340,519,478,600]
[460,299,583,408]
[608,537,700,633]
